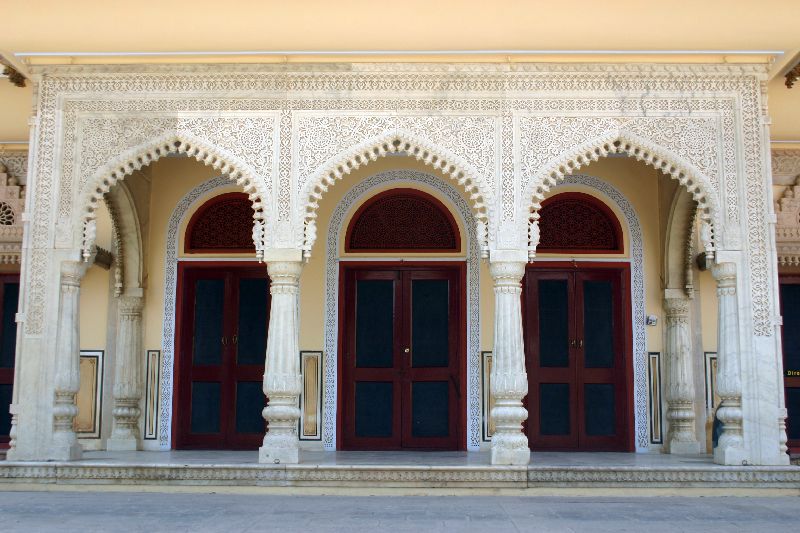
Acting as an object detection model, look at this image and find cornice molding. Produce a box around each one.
[27,61,771,78]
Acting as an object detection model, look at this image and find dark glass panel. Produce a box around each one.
[355,280,394,368]
[354,381,393,438]
[583,280,614,368]
[193,279,224,366]
[0,283,18,368]
[237,278,269,365]
[781,284,800,372]
[540,383,570,435]
[411,279,449,368]
[190,382,221,434]
[411,381,449,437]
[787,387,800,440]
[539,280,569,368]
[585,383,616,436]
[0,384,11,436]
[235,381,264,434]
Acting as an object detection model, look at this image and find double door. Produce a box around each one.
[177,266,269,449]
[342,266,462,450]
[524,267,630,451]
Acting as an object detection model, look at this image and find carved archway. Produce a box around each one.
[524,129,720,257]
[300,131,492,255]
[77,133,269,260]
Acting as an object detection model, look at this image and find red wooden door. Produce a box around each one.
[779,277,800,453]
[341,266,461,450]
[524,266,630,451]
[176,266,269,449]
[0,275,19,446]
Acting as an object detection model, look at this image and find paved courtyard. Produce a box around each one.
[0,491,797,532]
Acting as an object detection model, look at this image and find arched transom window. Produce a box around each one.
[346,188,461,253]
[185,193,256,253]
[537,192,623,254]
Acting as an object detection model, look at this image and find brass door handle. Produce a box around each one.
[404,348,410,353]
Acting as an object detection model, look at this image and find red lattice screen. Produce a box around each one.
[536,192,623,254]
[185,193,257,253]
[346,188,460,252]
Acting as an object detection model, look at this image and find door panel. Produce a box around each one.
[780,280,800,451]
[342,266,461,450]
[178,267,269,449]
[0,276,19,444]
[525,267,629,451]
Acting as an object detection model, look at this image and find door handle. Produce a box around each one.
[404,348,410,354]
[570,339,576,348]
[578,339,583,348]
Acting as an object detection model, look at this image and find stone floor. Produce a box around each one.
[0,491,797,532]
[76,449,716,467]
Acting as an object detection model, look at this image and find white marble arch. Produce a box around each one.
[152,175,233,450]
[323,170,481,451]
[546,174,648,451]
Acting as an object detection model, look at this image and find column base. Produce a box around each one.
[713,445,748,466]
[106,437,139,451]
[668,439,702,455]
[259,445,299,464]
[50,442,83,461]
[491,447,530,466]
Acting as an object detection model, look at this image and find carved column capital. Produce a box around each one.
[664,297,690,324]
[60,259,88,287]
[266,260,302,295]
[711,261,736,288]
[117,295,144,317]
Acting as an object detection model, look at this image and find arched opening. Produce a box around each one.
[525,187,634,452]
[334,183,468,451]
[175,191,268,450]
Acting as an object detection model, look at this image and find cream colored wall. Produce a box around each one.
[141,158,222,351]
[79,201,112,349]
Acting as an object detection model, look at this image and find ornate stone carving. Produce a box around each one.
[298,128,493,255]
[536,193,621,252]
[771,149,800,183]
[77,132,271,261]
[260,259,303,464]
[0,160,26,264]
[186,194,257,252]
[774,153,800,266]
[488,259,529,465]
[664,297,701,454]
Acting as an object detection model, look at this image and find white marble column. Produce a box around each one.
[664,295,701,454]
[711,262,747,465]
[107,295,144,451]
[51,260,87,461]
[259,259,303,464]
[489,258,530,465]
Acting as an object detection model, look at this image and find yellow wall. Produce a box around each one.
[79,201,112,350]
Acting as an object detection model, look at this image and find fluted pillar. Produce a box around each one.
[711,262,747,465]
[107,295,144,451]
[51,260,87,461]
[489,258,530,465]
[664,296,701,454]
[259,259,303,464]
